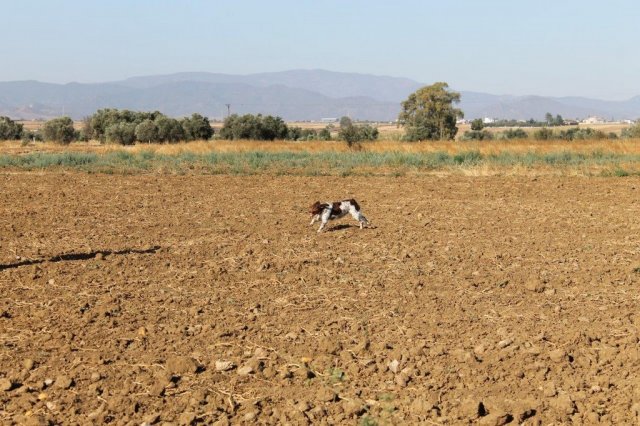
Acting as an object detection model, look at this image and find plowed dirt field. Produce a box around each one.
[1,173,640,425]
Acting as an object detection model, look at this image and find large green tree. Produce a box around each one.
[398,82,463,141]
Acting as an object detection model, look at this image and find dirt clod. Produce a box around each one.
[54,375,73,389]
[549,349,566,363]
[525,278,545,293]
[166,356,199,375]
[0,378,13,392]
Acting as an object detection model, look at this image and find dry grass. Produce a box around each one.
[2,138,640,156]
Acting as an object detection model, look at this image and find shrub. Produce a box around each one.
[556,127,607,140]
[219,114,288,141]
[498,128,528,139]
[0,116,24,140]
[181,113,213,141]
[21,130,43,143]
[470,118,484,131]
[155,116,185,143]
[85,109,154,142]
[42,116,76,144]
[105,122,137,145]
[532,127,554,140]
[621,122,640,138]
[135,119,159,143]
[460,130,493,141]
[287,127,324,141]
[318,127,332,141]
[83,108,214,144]
[338,117,379,148]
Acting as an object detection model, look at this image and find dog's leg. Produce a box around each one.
[359,215,369,229]
[349,206,368,229]
[310,214,319,226]
[318,211,330,232]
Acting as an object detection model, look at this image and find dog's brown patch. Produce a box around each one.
[331,202,342,216]
[348,199,360,211]
[309,201,322,215]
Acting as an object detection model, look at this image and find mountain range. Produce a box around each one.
[0,70,638,121]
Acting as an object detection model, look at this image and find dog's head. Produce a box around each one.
[309,201,324,215]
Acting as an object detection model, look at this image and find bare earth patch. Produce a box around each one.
[1,173,640,424]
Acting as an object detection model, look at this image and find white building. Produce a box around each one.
[582,116,606,124]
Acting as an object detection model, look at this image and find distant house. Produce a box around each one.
[482,117,496,124]
[582,116,606,124]
[456,118,469,125]
[563,119,579,125]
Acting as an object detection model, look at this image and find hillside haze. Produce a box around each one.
[0,70,638,121]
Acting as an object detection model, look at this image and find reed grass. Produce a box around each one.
[2,142,640,176]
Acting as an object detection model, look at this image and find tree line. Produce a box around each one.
[1,84,638,144]
[0,110,380,145]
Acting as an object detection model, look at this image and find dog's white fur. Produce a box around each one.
[309,199,369,232]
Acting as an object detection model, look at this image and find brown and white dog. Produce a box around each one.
[309,199,369,232]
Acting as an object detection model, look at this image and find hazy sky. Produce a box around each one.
[2,0,638,99]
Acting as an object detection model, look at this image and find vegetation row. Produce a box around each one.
[1,83,639,145]
[1,149,639,177]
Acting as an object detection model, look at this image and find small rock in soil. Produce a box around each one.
[237,366,254,376]
[395,373,409,387]
[0,378,13,392]
[549,349,566,363]
[23,359,34,371]
[143,413,160,424]
[254,347,268,359]
[543,382,557,397]
[214,360,236,372]
[497,338,513,349]
[295,400,311,412]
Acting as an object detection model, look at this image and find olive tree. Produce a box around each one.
[42,116,76,144]
[181,113,213,141]
[0,116,24,140]
[398,82,463,141]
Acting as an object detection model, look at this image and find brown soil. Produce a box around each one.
[1,173,640,425]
